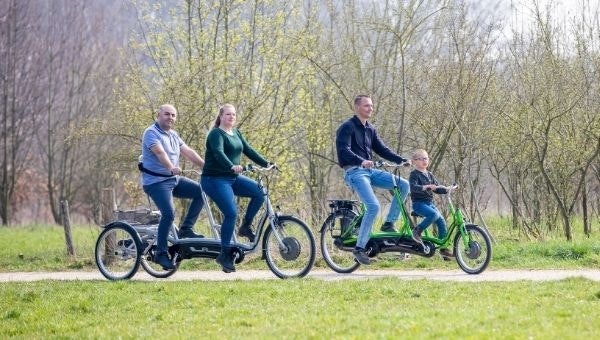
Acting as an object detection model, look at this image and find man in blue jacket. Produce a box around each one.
[335,95,411,265]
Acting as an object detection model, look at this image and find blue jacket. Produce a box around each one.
[335,115,407,168]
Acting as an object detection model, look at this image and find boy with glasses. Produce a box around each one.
[409,149,454,260]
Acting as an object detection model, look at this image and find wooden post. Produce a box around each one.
[60,199,76,257]
[101,188,117,224]
[101,188,117,263]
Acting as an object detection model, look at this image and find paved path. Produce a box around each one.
[1,269,600,282]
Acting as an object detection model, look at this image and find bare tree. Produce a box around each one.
[33,0,125,224]
[0,0,43,225]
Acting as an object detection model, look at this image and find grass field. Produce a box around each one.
[1,278,599,338]
[0,224,599,338]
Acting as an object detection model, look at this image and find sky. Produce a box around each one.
[504,0,599,31]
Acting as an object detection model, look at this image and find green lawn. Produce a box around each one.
[1,278,598,338]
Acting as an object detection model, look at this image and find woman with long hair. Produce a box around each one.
[200,104,271,273]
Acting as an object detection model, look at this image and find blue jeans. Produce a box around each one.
[413,200,447,239]
[200,175,264,249]
[344,168,409,249]
[143,177,204,253]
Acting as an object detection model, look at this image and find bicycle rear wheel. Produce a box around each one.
[454,224,492,274]
[263,216,316,278]
[320,209,360,273]
[95,222,141,280]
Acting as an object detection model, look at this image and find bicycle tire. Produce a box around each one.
[320,209,361,274]
[140,244,180,278]
[453,224,492,274]
[263,215,316,278]
[95,222,142,280]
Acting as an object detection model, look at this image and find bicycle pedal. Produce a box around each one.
[117,239,133,247]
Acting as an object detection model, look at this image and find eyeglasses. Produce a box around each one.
[414,157,429,161]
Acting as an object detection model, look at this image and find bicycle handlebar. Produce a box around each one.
[437,184,459,191]
[374,160,411,168]
[181,169,201,176]
[373,161,458,192]
[180,164,279,177]
[243,163,279,173]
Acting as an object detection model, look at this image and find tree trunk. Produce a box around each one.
[582,176,590,237]
[60,199,75,256]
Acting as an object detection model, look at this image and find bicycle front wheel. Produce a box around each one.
[320,209,360,274]
[140,244,180,278]
[263,216,316,279]
[95,223,141,280]
[454,224,492,274]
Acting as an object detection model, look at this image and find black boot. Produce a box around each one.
[352,247,371,265]
[215,248,236,273]
[154,251,175,270]
[412,227,424,246]
[238,222,256,243]
[178,228,204,239]
[440,248,454,261]
[380,221,398,233]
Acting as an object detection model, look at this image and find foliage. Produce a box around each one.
[111,0,321,215]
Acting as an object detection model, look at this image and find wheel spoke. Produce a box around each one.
[454,225,492,274]
[95,223,141,280]
[264,216,316,278]
[320,209,361,274]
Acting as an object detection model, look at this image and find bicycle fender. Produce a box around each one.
[100,221,143,247]
[319,214,337,233]
[102,220,135,229]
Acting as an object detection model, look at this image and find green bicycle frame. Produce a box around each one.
[339,181,471,250]
[413,186,471,250]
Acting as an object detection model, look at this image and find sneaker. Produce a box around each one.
[440,248,454,259]
[352,248,371,265]
[154,251,175,270]
[380,221,398,233]
[215,249,236,273]
[238,223,256,243]
[411,227,424,245]
[178,228,204,239]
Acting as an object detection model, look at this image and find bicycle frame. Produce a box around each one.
[417,185,463,249]
[98,164,317,280]
[231,164,289,254]
[126,170,227,258]
[337,166,412,245]
[340,162,471,250]
[135,165,290,253]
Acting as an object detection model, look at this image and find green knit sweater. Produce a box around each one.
[202,128,268,177]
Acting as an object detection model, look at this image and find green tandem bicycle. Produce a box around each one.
[320,161,492,274]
